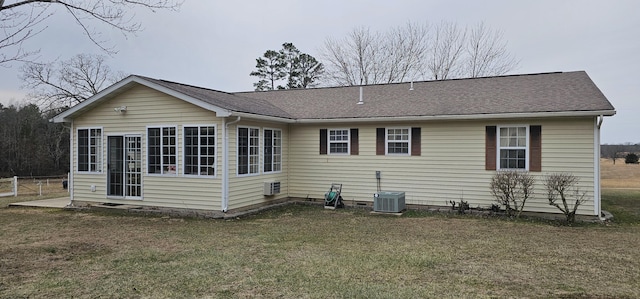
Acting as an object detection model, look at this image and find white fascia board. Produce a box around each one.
[51,76,231,123]
[293,110,616,124]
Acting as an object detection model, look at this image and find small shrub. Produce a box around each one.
[625,153,639,164]
[490,203,502,213]
[449,200,469,214]
[489,170,534,218]
[544,173,587,223]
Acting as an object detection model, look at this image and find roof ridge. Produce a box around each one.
[234,71,572,94]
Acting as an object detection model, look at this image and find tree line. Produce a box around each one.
[0,104,69,177]
[601,143,640,164]
[250,22,519,90]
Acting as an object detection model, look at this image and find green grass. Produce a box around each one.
[1,200,639,298]
[602,189,640,224]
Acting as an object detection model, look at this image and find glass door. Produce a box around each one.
[125,136,141,197]
[107,135,142,199]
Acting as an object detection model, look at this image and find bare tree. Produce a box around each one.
[464,22,519,78]
[601,144,624,164]
[426,21,466,80]
[321,26,382,86]
[0,0,182,65]
[382,22,429,83]
[321,24,429,86]
[321,21,519,86]
[20,53,125,110]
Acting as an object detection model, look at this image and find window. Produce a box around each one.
[148,126,177,174]
[498,126,528,170]
[328,129,349,154]
[238,127,259,175]
[320,129,358,155]
[386,128,410,154]
[184,126,216,176]
[264,129,282,173]
[77,128,102,172]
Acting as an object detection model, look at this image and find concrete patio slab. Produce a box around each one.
[9,197,70,208]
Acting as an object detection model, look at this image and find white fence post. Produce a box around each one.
[13,176,18,197]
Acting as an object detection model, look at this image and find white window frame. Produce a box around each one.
[263,128,282,173]
[328,129,350,155]
[237,126,260,176]
[147,125,178,175]
[183,125,217,177]
[497,125,529,170]
[385,127,411,155]
[77,127,103,173]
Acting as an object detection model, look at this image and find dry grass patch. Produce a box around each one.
[601,158,640,189]
[1,205,639,298]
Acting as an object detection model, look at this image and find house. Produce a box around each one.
[52,71,615,216]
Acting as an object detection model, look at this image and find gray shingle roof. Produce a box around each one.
[139,76,294,119]
[234,71,615,119]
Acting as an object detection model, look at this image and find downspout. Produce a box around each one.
[222,116,241,212]
[68,120,74,206]
[595,115,604,220]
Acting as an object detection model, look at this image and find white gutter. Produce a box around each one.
[595,115,605,220]
[222,116,241,212]
[232,111,295,123]
[293,110,616,124]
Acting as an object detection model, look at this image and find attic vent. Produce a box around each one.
[264,181,281,196]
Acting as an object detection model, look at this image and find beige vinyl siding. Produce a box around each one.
[289,117,597,215]
[226,120,289,211]
[72,85,223,210]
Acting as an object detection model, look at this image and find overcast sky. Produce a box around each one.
[1,0,638,144]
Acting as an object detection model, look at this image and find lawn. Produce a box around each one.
[0,160,638,298]
[1,204,639,298]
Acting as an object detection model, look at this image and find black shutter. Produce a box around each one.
[376,128,385,155]
[529,125,542,172]
[485,126,497,170]
[411,127,421,156]
[350,128,359,155]
[319,129,327,155]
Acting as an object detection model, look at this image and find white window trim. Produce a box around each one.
[237,126,260,177]
[76,126,103,174]
[146,125,178,176]
[496,125,530,171]
[263,127,282,174]
[182,124,217,178]
[385,127,411,156]
[328,128,350,155]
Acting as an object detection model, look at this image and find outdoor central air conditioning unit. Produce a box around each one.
[373,191,406,213]
[264,181,281,196]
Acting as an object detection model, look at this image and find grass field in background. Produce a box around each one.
[601,158,640,189]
